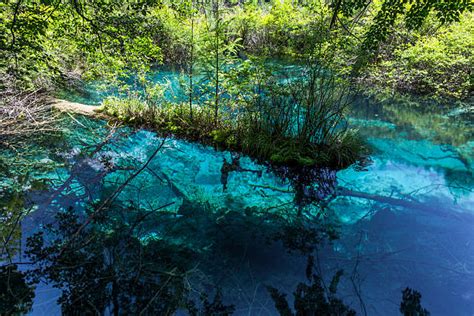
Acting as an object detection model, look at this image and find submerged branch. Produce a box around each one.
[56,138,167,257]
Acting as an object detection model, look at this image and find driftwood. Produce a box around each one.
[0,75,60,145]
[50,98,102,117]
[0,73,109,147]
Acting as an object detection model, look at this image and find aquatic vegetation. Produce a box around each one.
[99,62,368,170]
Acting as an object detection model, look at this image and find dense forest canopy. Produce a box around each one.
[1,0,472,98]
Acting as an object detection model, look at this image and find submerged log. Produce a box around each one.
[49,100,466,220]
[49,99,197,204]
[336,186,468,220]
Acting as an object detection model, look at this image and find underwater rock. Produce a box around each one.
[195,161,221,185]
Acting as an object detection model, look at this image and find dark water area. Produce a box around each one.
[1,70,473,315]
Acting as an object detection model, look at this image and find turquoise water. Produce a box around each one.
[2,72,474,315]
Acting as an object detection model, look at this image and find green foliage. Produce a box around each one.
[229,1,324,56]
[361,0,473,52]
[1,0,163,90]
[99,61,368,169]
[363,12,473,99]
[101,96,150,123]
[148,4,190,64]
[1,0,471,100]
[194,0,242,124]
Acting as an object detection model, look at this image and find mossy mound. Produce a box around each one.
[98,97,369,170]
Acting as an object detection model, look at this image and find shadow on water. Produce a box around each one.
[1,90,473,315]
[1,120,352,315]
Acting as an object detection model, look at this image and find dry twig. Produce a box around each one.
[0,74,60,146]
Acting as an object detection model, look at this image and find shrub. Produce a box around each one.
[363,12,473,100]
[99,61,368,170]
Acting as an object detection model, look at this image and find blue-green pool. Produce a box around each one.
[3,71,473,315]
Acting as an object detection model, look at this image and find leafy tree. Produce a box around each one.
[195,0,241,125]
[328,0,473,62]
[366,0,472,50]
[1,0,162,88]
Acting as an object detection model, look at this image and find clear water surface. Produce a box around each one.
[3,69,474,315]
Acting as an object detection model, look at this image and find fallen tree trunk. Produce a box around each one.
[49,98,102,117]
